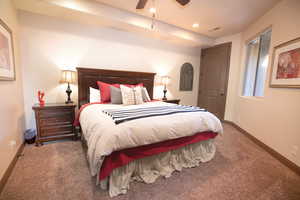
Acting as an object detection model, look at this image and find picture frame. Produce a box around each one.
[0,18,15,81]
[270,37,300,88]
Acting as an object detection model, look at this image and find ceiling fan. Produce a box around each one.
[136,0,190,9]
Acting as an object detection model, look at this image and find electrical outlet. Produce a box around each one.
[291,145,298,157]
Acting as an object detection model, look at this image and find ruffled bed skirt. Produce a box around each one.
[98,139,216,197]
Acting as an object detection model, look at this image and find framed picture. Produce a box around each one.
[0,18,15,81]
[270,37,300,88]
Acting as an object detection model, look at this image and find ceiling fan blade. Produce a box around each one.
[136,0,148,9]
[175,0,190,6]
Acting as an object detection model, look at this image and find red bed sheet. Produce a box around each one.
[99,131,217,180]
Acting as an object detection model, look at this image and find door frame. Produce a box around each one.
[197,42,232,120]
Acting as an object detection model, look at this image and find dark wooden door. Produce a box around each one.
[198,42,231,120]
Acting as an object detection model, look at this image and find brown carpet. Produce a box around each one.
[1,123,300,200]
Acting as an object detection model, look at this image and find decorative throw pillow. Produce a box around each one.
[142,87,151,102]
[110,86,122,104]
[97,81,120,103]
[120,85,144,105]
[89,87,101,103]
[135,86,144,105]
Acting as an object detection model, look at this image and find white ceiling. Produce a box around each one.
[94,0,280,37]
[14,0,215,47]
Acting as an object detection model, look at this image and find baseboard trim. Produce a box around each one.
[224,121,300,176]
[0,142,25,194]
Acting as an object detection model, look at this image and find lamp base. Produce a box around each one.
[163,88,167,101]
[65,100,73,104]
[65,82,73,104]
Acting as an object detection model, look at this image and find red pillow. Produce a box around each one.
[97,81,120,103]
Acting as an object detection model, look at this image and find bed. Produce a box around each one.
[76,67,223,197]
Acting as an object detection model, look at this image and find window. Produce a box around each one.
[243,29,272,97]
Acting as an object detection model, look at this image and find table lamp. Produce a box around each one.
[60,70,76,104]
[161,76,170,100]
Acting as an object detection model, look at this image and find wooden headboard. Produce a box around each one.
[77,67,156,108]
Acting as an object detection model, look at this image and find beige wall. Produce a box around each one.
[220,0,300,167]
[0,0,25,180]
[19,11,201,129]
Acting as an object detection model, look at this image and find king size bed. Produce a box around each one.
[76,67,223,197]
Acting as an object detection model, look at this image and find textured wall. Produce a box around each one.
[0,0,25,181]
[19,11,201,129]
[217,0,300,167]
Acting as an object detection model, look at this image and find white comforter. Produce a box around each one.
[79,101,223,176]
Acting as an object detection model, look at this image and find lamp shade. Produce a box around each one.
[60,70,76,84]
[161,76,170,85]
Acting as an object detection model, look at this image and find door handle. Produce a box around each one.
[220,93,225,96]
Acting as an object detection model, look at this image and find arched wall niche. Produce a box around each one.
[179,63,194,91]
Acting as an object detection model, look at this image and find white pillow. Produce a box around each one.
[120,85,144,105]
[89,87,101,103]
[142,87,151,102]
[135,87,144,105]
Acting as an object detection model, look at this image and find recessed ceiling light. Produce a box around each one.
[149,7,156,13]
[192,23,199,28]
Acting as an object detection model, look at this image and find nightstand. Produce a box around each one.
[162,99,180,104]
[32,103,77,146]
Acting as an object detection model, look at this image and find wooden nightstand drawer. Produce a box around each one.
[40,124,74,137]
[39,116,73,126]
[33,103,77,146]
[38,109,73,118]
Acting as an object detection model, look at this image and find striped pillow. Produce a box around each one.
[120,85,143,105]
